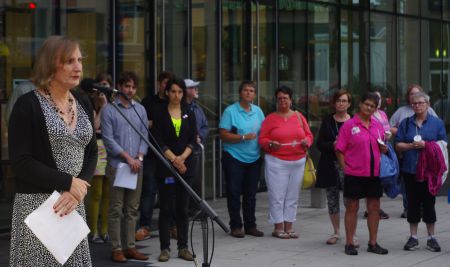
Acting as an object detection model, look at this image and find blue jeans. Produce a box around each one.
[138,156,158,228]
[222,152,261,230]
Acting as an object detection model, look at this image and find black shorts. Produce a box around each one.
[343,175,383,199]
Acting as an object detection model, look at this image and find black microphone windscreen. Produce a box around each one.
[80,78,96,93]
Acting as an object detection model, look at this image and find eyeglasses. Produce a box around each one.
[412,101,427,106]
[277,96,290,101]
[362,102,376,109]
[336,99,348,103]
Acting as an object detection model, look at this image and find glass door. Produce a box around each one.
[221,0,247,108]
[253,1,276,114]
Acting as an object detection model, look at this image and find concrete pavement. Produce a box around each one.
[1,190,450,266]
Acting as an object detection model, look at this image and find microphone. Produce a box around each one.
[80,78,122,96]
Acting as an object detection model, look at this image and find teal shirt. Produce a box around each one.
[219,102,265,163]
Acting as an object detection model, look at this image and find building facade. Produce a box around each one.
[1,0,450,229]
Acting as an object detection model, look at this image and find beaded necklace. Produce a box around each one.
[43,87,75,126]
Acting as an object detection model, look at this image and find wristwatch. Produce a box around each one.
[137,155,144,162]
[241,134,245,142]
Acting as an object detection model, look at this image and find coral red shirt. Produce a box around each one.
[259,112,313,161]
[335,114,385,177]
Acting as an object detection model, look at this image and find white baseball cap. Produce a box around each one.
[184,79,200,88]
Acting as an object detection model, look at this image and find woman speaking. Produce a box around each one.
[9,36,97,266]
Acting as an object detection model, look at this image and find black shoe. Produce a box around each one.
[400,210,407,218]
[426,238,441,252]
[364,210,389,219]
[403,236,419,251]
[345,244,358,255]
[367,243,388,255]
[379,209,389,219]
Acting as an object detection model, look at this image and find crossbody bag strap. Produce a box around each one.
[295,111,304,129]
[295,111,310,156]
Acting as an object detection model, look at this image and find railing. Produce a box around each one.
[196,132,221,201]
[199,143,205,200]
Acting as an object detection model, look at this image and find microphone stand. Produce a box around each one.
[107,94,229,267]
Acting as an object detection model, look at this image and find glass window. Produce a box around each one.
[341,0,360,6]
[421,20,442,96]
[63,1,111,81]
[341,8,361,107]
[397,0,419,15]
[370,0,395,12]
[278,1,307,109]
[307,3,339,122]
[161,0,188,79]
[253,2,276,114]
[116,0,148,99]
[191,0,218,199]
[444,1,450,20]
[222,0,246,108]
[397,17,420,106]
[191,0,218,125]
[421,0,442,19]
[3,2,54,101]
[434,23,450,134]
[370,13,396,115]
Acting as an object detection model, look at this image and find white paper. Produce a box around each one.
[280,140,300,147]
[113,162,138,189]
[24,191,90,265]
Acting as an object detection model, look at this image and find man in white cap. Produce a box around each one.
[184,79,209,144]
[184,78,209,215]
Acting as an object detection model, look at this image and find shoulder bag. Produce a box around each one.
[295,111,316,189]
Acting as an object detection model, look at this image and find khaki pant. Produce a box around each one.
[106,163,143,250]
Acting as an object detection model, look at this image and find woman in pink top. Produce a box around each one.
[363,90,391,220]
[259,86,313,239]
[335,92,388,256]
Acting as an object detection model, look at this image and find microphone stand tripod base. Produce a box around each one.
[192,210,211,267]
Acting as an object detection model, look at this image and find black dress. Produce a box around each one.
[315,113,345,188]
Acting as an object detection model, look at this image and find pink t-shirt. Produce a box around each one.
[335,114,385,177]
[258,112,313,161]
[372,110,390,132]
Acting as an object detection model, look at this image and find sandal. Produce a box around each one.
[286,231,299,239]
[326,234,340,245]
[272,231,290,239]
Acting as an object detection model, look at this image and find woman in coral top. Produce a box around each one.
[259,85,313,239]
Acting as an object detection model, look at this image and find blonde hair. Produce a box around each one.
[31,36,81,88]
